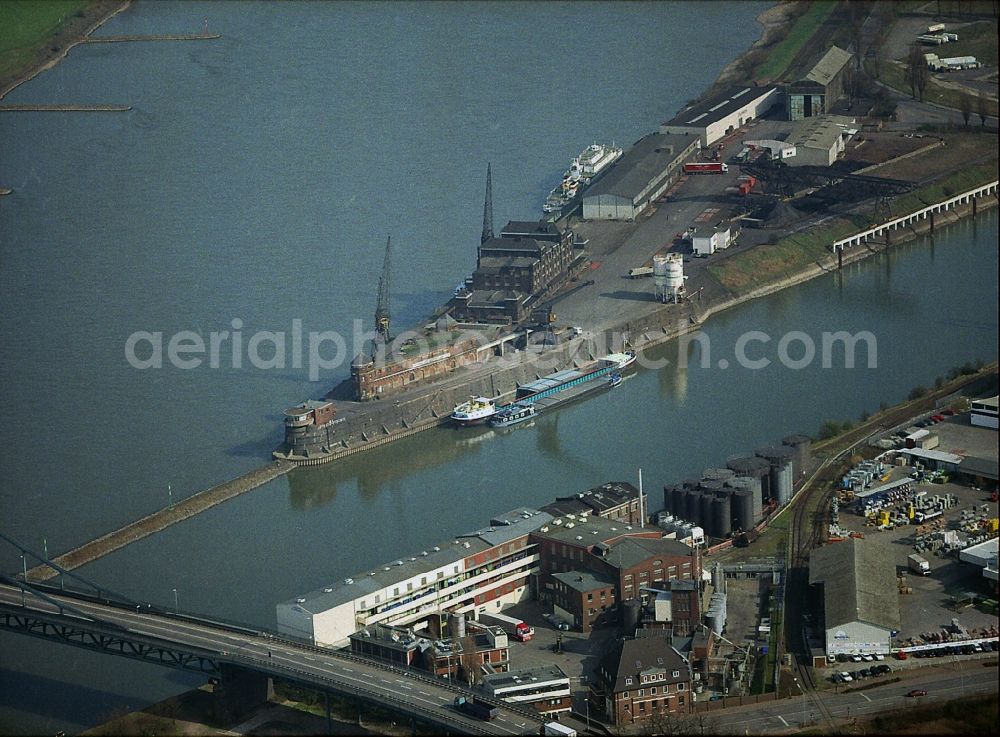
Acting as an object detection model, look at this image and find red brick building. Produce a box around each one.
[592,636,692,726]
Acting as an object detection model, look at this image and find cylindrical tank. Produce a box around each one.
[664,483,683,517]
[755,445,795,504]
[726,474,764,530]
[727,455,771,501]
[712,562,725,590]
[702,467,736,483]
[699,479,725,493]
[674,487,689,522]
[713,494,732,538]
[622,598,642,634]
[738,488,755,530]
[665,253,684,302]
[782,434,812,479]
[653,253,669,298]
[450,612,465,639]
[699,491,714,535]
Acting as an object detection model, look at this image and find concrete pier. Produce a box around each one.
[82,34,221,43]
[0,104,131,112]
[26,460,292,581]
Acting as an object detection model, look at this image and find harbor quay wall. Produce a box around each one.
[34,191,997,573]
[281,337,613,465]
[288,189,1000,464]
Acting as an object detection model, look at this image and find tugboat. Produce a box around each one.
[451,396,497,426]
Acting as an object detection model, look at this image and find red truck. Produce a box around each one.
[683,162,728,174]
[479,612,535,641]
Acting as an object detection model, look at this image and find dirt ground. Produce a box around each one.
[871,129,999,181]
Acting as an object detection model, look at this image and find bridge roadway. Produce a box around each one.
[0,584,544,735]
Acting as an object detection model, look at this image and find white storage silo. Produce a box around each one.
[653,253,670,302]
[666,253,684,303]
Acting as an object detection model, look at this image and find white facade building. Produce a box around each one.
[277,509,551,647]
[660,86,780,147]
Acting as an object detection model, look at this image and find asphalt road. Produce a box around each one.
[707,665,998,734]
[0,584,541,736]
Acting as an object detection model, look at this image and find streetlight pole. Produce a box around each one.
[172,587,179,613]
[20,555,26,606]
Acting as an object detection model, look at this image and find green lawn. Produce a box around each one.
[708,214,870,295]
[755,1,839,81]
[0,0,89,79]
[940,20,999,65]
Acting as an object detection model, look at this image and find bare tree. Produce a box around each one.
[842,64,858,110]
[457,635,480,687]
[846,1,868,69]
[959,92,973,127]
[906,43,929,101]
[977,94,990,128]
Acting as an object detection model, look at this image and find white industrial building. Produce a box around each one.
[692,226,733,256]
[582,133,698,221]
[277,509,551,647]
[659,85,780,147]
[809,538,900,656]
[742,138,796,160]
[959,538,999,582]
[786,115,856,167]
[971,396,998,429]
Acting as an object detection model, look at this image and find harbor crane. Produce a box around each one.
[373,235,392,357]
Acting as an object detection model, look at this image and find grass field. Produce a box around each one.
[0,0,89,80]
[940,20,999,64]
[754,1,839,81]
[707,214,870,296]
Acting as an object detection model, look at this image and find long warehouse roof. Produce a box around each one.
[809,538,900,631]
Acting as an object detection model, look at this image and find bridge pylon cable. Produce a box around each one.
[0,530,140,607]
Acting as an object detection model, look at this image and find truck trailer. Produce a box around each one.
[453,695,499,721]
[683,162,728,174]
[543,722,578,737]
[479,611,534,641]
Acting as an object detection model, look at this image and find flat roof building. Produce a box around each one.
[659,85,780,146]
[482,664,572,716]
[277,508,552,647]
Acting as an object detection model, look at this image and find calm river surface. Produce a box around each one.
[1,2,997,734]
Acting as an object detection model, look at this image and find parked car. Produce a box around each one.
[840,672,853,682]
[836,654,849,663]
[990,641,998,651]
[877,664,892,674]
[850,654,864,662]
[862,654,875,662]
[907,689,928,697]
[896,651,908,660]
[874,653,885,661]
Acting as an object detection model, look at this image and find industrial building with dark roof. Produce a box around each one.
[785,45,853,120]
[809,538,900,656]
[582,133,698,221]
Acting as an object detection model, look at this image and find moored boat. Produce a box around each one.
[542,142,623,213]
[489,402,536,428]
[451,396,497,426]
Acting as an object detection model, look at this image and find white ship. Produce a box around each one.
[567,143,623,184]
[542,142,622,213]
[451,396,497,426]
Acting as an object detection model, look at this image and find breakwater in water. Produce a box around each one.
[25,461,292,581]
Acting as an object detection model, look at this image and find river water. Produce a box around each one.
[0,2,997,734]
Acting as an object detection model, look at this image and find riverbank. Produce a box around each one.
[0,0,131,101]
